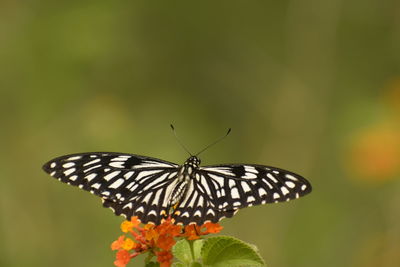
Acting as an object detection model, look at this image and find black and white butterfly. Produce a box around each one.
[43,151,312,225]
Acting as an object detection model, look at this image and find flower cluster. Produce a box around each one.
[111,216,223,267]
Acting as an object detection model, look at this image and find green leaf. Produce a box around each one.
[192,239,204,260]
[201,236,266,267]
[171,263,185,267]
[173,239,192,264]
[173,239,205,266]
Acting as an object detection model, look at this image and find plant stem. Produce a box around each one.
[189,240,195,261]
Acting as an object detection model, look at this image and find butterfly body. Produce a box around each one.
[43,152,311,225]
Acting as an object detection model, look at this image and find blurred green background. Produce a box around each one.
[1,1,400,266]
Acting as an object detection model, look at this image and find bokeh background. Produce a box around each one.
[1,1,400,267]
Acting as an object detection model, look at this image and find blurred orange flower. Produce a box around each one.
[111,216,223,267]
[347,123,400,181]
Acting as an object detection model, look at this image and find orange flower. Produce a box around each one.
[111,235,125,250]
[145,227,158,242]
[203,222,223,234]
[120,217,140,233]
[156,250,173,267]
[156,234,176,251]
[157,218,181,237]
[114,250,132,267]
[183,224,202,240]
[121,238,136,251]
[112,216,224,266]
[347,124,400,181]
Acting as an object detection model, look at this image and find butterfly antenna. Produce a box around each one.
[170,124,193,156]
[195,128,231,157]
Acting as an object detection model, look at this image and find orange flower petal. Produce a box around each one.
[156,250,173,267]
[145,228,158,242]
[120,216,141,233]
[203,222,223,234]
[121,221,134,233]
[130,216,141,228]
[183,225,201,240]
[114,250,131,267]
[156,234,176,251]
[122,238,136,251]
[111,235,125,250]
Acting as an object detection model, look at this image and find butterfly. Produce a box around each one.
[43,151,312,225]
[43,127,311,225]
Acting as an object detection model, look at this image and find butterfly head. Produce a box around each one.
[185,156,201,167]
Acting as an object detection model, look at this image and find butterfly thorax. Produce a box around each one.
[167,156,200,212]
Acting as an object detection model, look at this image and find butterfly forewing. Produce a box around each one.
[171,164,311,225]
[42,152,180,223]
[198,164,311,210]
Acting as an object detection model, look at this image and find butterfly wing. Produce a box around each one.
[172,164,311,225]
[199,164,312,210]
[43,152,179,223]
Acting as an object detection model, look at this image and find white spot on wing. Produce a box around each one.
[136,170,163,180]
[85,173,97,182]
[62,162,75,168]
[64,168,76,176]
[109,161,125,168]
[136,206,144,213]
[50,162,56,168]
[243,166,258,178]
[231,187,240,199]
[203,167,233,176]
[241,182,251,193]
[208,174,225,186]
[207,209,215,216]
[258,187,267,197]
[273,193,280,199]
[69,175,78,181]
[301,184,307,191]
[267,173,278,183]
[83,164,101,173]
[149,210,157,216]
[83,158,101,166]
[247,196,256,202]
[104,171,121,181]
[142,193,152,204]
[123,203,132,209]
[285,174,299,181]
[281,186,289,195]
[285,181,296,188]
[111,156,130,161]
[91,183,101,189]
[124,171,134,179]
[67,156,82,160]
[109,178,125,189]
